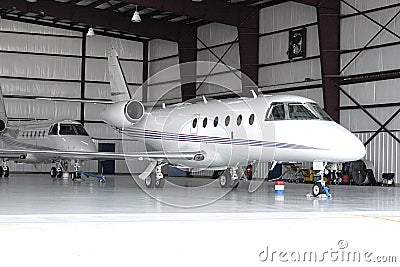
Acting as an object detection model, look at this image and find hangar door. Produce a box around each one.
[98,143,115,175]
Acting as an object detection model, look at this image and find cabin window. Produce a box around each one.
[42,130,46,137]
[249,114,255,125]
[213,117,218,127]
[309,103,332,121]
[49,124,58,135]
[192,118,197,128]
[237,115,242,126]
[34,131,37,137]
[288,103,318,120]
[266,103,285,121]
[30,132,33,138]
[203,118,207,128]
[225,115,230,126]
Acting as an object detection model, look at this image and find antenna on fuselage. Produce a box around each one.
[202,95,208,104]
[250,90,258,99]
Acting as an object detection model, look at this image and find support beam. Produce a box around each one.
[178,30,197,101]
[293,0,320,6]
[86,0,108,8]
[338,69,400,85]
[119,0,258,27]
[238,9,259,96]
[317,0,340,122]
[142,41,149,102]
[104,2,128,11]
[80,32,86,125]
[0,0,192,42]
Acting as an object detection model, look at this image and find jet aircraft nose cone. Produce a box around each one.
[78,139,97,152]
[333,131,366,162]
[351,136,366,161]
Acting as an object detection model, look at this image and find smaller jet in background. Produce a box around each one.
[0,86,186,179]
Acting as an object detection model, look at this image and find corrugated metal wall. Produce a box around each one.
[197,23,242,97]
[340,1,400,183]
[148,39,181,104]
[258,1,322,105]
[0,20,146,174]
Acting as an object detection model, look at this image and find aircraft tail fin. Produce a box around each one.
[0,85,8,131]
[108,48,132,102]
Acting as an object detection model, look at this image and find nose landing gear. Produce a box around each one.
[310,161,331,198]
[71,160,82,181]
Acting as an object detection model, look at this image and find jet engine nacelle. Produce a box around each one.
[100,100,145,129]
[0,119,6,133]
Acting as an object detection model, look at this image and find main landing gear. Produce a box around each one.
[50,161,63,178]
[0,160,10,178]
[144,162,166,188]
[50,160,82,180]
[219,167,239,189]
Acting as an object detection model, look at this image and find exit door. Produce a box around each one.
[99,143,115,175]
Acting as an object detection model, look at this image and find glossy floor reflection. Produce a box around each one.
[1,174,399,267]
[0,174,399,221]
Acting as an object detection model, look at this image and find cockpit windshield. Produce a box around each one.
[49,123,89,136]
[288,103,318,120]
[309,103,332,121]
[265,102,332,121]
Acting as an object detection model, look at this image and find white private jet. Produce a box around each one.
[100,49,366,195]
[0,86,196,180]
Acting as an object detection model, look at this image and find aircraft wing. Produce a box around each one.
[0,148,204,162]
[0,150,28,160]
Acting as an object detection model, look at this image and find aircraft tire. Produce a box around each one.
[50,167,57,178]
[219,171,231,188]
[3,167,9,178]
[145,173,156,188]
[231,179,239,188]
[155,178,165,188]
[57,170,63,178]
[312,183,323,197]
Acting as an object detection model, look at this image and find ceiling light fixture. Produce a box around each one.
[87,27,95,37]
[26,0,38,3]
[131,5,141,22]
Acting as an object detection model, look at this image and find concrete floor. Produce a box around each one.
[0,174,399,267]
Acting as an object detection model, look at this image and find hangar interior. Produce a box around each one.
[0,0,399,183]
[0,1,400,266]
